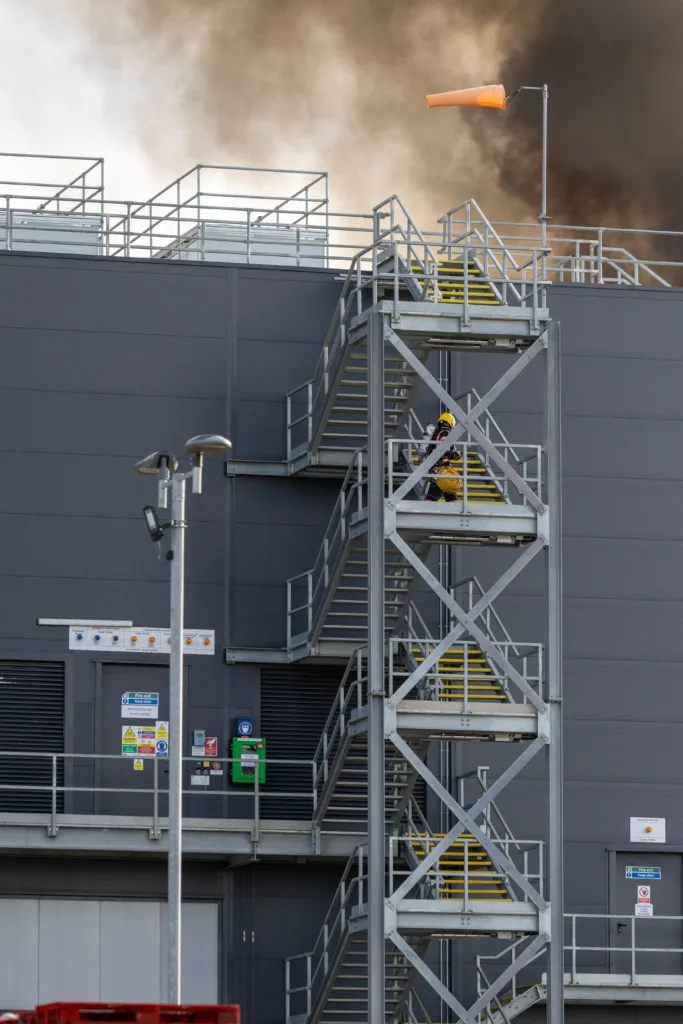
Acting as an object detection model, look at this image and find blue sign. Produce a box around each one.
[156,739,168,757]
[626,865,661,880]
[237,717,253,737]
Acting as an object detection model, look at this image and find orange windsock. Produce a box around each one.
[426,84,506,110]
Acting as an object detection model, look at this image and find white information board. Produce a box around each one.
[630,816,666,844]
[69,626,215,655]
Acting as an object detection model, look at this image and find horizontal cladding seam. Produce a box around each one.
[0,388,226,403]
[0,571,224,586]
[0,323,227,343]
[474,407,683,426]
[0,512,224,525]
[488,592,683,607]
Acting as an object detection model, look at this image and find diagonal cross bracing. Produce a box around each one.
[386,326,546,512]
[390,531,546,711]
[390,536,546,705]
[389,732,548,909]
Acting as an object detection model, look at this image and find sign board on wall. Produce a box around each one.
[121,722,169,757]
[121,692,159,719]
[626,865,661,880]
[630,817,666,844]
[635,903,654,917]
[69,626,215,655]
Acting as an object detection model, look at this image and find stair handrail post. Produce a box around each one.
[306,955,312,1017]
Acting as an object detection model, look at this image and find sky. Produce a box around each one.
[0,0,523,227]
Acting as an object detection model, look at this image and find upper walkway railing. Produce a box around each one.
[0,749,318,838]
[0,153,680,290]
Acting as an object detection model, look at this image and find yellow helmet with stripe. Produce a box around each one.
[437,411,456,429]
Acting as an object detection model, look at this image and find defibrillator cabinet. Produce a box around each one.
[231,736,266,784]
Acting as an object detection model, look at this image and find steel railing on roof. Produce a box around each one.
[0,152,679,289]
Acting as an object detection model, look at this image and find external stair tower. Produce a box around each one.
[284,197,563,1024]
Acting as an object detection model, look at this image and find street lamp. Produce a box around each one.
[135,432,231,1003]
[426,82,550,251]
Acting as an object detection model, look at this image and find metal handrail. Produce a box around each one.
[387,437,543,506]
[476,912,683,1020]
[0,750,318,840]
[393,633,544,706]
[285,845,368,1023]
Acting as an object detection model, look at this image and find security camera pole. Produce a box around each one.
[136,433,231,1003]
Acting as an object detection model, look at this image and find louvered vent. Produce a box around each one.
[0,660,65,812]
[260,664,342,820]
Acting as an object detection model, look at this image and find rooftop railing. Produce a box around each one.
[0,152,680,287]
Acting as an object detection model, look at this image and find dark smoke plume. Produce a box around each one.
[81,0,683,246]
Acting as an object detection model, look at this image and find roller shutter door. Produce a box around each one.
[260,664,342,819]
[0,660,65,812]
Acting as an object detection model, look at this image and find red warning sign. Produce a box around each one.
[637,885,651,904]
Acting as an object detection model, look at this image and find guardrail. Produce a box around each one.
[0,750,317,838]
[476,912,683,1020]
[0,153,680,290]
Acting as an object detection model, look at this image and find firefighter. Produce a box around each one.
[423,411,463,502]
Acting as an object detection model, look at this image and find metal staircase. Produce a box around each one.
[286,196,548,476]
[287,402,543,660]
[283,194,562,1024]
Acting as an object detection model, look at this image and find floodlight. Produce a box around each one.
[143,505,165,542]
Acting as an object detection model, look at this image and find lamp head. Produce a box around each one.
[135,450,178,476]
[185,434,232,457]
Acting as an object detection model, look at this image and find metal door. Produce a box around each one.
[610,851,683,975]
[95,662,187,817]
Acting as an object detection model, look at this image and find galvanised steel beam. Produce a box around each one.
[367,308,386,1024]
[546,319,564,1024]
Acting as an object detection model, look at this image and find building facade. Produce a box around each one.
[0,159,681,1022]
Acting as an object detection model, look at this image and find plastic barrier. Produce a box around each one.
[20,1006,240,1024]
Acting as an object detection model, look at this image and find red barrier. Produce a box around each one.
[21,1005,240,1024]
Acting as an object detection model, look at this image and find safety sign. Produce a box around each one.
[122,722,169,757]
[637,885,651,904]
[626,865,661,880]
[635,903,654,917]
[191,734,218,757]
[121,692,159,719]
[133,759,144,771]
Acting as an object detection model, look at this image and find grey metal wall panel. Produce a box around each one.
[38,898,101,1002]
[100,900,163,1001]
[0,254,227,337]
[0,899,39,1010]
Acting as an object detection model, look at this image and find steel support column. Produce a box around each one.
[368,308,386,1023]
[546,319,564,1023]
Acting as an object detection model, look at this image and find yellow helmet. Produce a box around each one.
[438,412,456,430]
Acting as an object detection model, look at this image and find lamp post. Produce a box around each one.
[136,433,231,1003]
[426,82,550,249]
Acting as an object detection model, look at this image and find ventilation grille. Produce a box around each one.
[260,665,342,820]
[0,660,65,812]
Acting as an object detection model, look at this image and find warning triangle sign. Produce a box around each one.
[123,726,137,741]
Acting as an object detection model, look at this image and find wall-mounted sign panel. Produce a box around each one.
[630,816,666,844]
[626,865,661,880]
[69,626,215,655]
